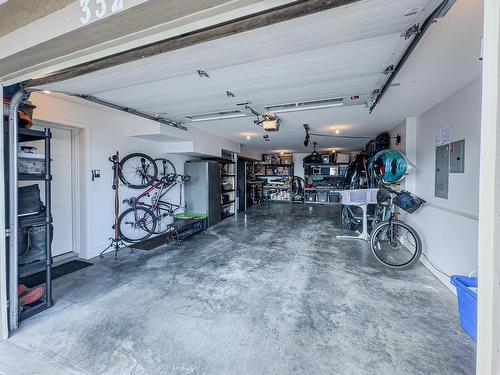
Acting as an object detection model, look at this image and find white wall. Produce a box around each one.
[401,77,482,289]
[293,153,309,179]
[28,92,245,259]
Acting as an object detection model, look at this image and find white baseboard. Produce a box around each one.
[419,254,456,295]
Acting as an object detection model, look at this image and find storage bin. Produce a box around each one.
[451,275,477,341]
[328,191,340,203]
[317,191,328,203]
[305,192,316,202]
[18,184,43,216]
[18,152,45,174]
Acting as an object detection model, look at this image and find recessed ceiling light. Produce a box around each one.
[43,90,51,94]
[335,129,340,134]
[246,135,251,140]
[280,151,284,155]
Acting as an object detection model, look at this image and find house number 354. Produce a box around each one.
[80,0,124,25]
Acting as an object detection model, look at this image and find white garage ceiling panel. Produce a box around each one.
[36,0,444,151]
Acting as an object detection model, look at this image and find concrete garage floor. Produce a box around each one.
[0,204,475,375]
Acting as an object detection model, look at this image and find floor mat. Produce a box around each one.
[20,260,93,288]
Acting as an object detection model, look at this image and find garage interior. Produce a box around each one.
[0,0,490,374]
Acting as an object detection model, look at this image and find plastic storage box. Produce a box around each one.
[328,191,340,203]
[317,191,328,203]
[18,152,45,174]
[451,275,478,341]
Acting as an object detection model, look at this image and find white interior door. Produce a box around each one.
[24,126,74,257]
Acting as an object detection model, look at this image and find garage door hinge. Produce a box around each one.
[402,24,420,40]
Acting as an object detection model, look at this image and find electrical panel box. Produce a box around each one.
[449,139,465,173]
[435,144,449,199]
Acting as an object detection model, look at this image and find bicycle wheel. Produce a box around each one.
[154,158,176,179]
[119,153,158,189]
[118,207,156,242]
[370,220,422,269]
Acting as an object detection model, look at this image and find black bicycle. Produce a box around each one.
[370,186,425,269]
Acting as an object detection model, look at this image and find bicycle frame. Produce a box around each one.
[124,171,185,221]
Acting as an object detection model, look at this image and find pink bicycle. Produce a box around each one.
[117,153,190,242]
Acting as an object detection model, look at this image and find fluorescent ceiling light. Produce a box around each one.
[185,110,247,122]
[266,97,344,114]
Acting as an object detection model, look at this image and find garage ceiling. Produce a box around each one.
[35,0,482,152]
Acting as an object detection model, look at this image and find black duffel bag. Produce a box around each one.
[18,184,43,216]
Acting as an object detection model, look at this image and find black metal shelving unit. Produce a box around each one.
[303,160,348,205]
[255,163,294,202]
[16,127,53,322]
[220,160,236,220]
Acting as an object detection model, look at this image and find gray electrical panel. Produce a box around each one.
[435,144,449,199]
[449,139,465,173]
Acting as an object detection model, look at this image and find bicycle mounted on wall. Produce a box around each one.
[116,153,190,243]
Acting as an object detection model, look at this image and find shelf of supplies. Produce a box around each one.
[255,174,292,177]
[304,175,346,179]
[259,163,294,167]
[305,187,340,191]
[18,173,51,181]
[304,162,348,167]
[18,128,48,143]
[263,186,291,190]
[221,200,235,206]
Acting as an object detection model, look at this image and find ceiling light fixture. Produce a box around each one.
[185,110,246,122]
[246,135,251,140]
[42,90,51,94]
[335,129,340,134]
[266,97,344,114]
